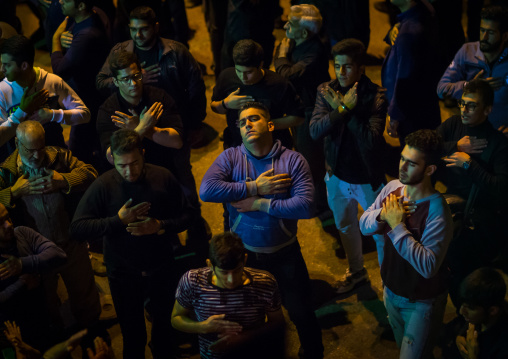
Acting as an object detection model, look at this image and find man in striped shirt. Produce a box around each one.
[171,232,285,359]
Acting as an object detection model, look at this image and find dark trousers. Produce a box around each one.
[108,265,177,359]
[246,241,324,359]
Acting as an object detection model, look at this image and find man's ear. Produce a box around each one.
[243,253,248,266]
[113,77,120,88]
[360,64,366,75]
[484,105,493,117]
[425,164,437,177]
[154,22,160,35]
[206,259,213,269]
[301,28,309,41]
[20,61,30,72]
[267,121,275,132]
[77,1,86,12]
[488,305,500,318]
[14,138,18,148]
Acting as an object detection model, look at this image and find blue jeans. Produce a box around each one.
[325,173,385,270]
[246,241,324,359]
[383,286,447,359]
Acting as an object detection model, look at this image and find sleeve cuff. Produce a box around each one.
[258,198,271,214]
[246,181,258,197]
[387,222,409,243]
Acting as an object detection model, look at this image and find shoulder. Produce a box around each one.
[160,37,191,55]
[317,79,336,91]
[99,92,120,111]
[245,267,277,284]
[110,40,133,53]
[14,226,43,244]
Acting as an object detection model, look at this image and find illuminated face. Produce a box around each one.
[334,55,362,88]
[238,107,274,145]
[59,0,78,18]
[129,19,157,49]
[113,63,143,100]
[399,146,427,185]
[212,262,246,289]
[460,303,488,326]
[459,92,490,127]
[284,17,304,41]
[479,20,505,53]
[16,134,46,169]
[113,149,145,182]
[0,54,22,82]
[234,65,264,85]
[0,205,15,248]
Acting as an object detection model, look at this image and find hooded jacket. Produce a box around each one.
[200,140,314,251]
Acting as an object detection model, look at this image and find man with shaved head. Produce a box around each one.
[0,120,100,341]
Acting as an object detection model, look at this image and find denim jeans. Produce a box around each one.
[383,286,447,359]
[325,173,385,270]
[246,241,324,359]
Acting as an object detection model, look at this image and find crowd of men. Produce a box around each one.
[0,0,507,358]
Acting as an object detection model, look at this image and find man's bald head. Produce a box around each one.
[16,121,45,143]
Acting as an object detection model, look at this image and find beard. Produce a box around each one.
[399,170,425,185]
[480,39,502,53]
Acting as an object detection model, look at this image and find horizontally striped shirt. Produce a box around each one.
[175,267,281,359]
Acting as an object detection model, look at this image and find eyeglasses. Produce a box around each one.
[458,100,478,112]
[116,72,143,85]
[17,140,45,155]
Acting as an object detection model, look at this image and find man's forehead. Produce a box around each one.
[129,19,152,29]
[239,108,266,119]
[0,54,14,63]
[334,55,355,65]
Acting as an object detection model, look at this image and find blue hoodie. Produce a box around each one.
[200,140,314,251]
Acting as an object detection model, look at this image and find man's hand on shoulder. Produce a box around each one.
[231,196,262,213]
[126,216,161,236]
[457,136,487,154]
[255,169,291,196]
[117,199,151,225]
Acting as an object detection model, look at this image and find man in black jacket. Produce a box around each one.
[437,79,508,307]
[310,39,387,294]
[71,129,197,359]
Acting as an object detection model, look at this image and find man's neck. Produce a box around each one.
[17,68,37,89]
[398,1,415,13]
[137,39,158,52]
[404,179,436,201]
[120,92,142,106]
[245,139,273,158]
[483,46,505,64]
[74,12,91,24]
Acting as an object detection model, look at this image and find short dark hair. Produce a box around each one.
[109,51,140,77]
[238,101,270,120]
[0,35,35,67]
[331,38,366,66]
[460,267,507,310]
[130,6,157,27]
[110,129,143,156]
[404,129,443,167]
[481,5,508,34]
[232,39,264,67]
[463,78,495,108]
[209,232,245,270]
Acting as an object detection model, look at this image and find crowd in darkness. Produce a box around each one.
[0,0,507,358]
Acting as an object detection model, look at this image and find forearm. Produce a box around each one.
[139,127,183,149]
[171,315,207,334]
[272,115,304,129]
[359,207,386,236]
[210,100,228,114]
[52,108,90,125]
[0,279,25,303]
[70,215,124,241]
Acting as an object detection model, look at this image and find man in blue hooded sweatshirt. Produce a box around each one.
[200,102,323,359]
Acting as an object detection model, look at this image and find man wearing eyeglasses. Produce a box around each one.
[437,78,508,310]
[437,5,508,137]
[0,120,101,343]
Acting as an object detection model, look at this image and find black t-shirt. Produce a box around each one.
[135,46,162,89]
[212,67,304,148]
